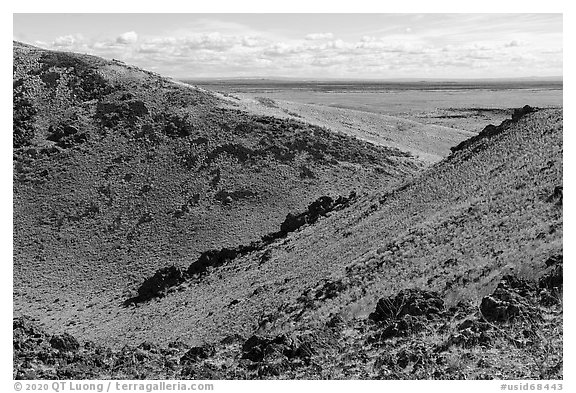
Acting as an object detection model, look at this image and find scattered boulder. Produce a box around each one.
[47,124,78,140]
[539,264,563,290]
[369,289,444,323]
[180,362,223,379]
[368,289,444,342]
[49,333,80,352]
[47,124,88,148]
[373,315,425,341]
[314,279,347,300]
[241,333,312,364]
[544,254,562,268]
[215,189,257,204]
[480,293,519,322]
[445,319,493,348]
[241,335,273,362]
[498,275,536,297]
[539,288,561,306]
[480,276,535,322]
[325,314,346,328]
[220,334,245,345]
[13,317,46,352]
[546,186,563,206]
[180,344,216,364]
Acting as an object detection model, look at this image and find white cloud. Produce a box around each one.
[30,19,560,79]
[361,36,377,43]
[505,40,521,48]
[52,34,84,48]
[305,33,334,41]
[116,31,138,45]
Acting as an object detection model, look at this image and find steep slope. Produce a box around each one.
[14,108,562,380]
[13,42,422,331]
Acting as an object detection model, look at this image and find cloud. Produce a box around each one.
[29,18,560,79]
[116,31,138,44]
[305,33,334,41]
[52,34,85,48]
[504,40,521,48]
[361,36,377,43]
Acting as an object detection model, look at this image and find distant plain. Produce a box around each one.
[188,79,562,162]
[189,79,562,118]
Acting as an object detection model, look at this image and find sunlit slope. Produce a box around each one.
[13,42,422,333]
[58,108,561,352]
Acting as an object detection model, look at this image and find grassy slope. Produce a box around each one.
[14,108,563,380]
[210,92,476,163]
[13,42,422,338]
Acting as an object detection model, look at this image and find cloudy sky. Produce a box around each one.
[13,14,562,79]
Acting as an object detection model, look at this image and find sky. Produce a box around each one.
[13,14,563,79]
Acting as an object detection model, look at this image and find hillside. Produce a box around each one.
[206,91,476,163]
[13,41,423,337]
[14,104,563,379]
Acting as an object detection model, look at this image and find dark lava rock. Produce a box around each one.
[539,264,563,290]
[376,315,425,341]
[368,290,445,343]
[241,335,271,362]
[315,279,347,300]
[220,334,245,345]
[498,275,536,297]
[280,212,307,234]
[480,293,520,322]
[47,124,78,140]
[445,319,493,349]
[512,105,536,121]
[241,333,304,363]
[130,192,357,305]
[180,362,223,379]
[539,289,561,306]
[447,329,492,349]
[369,289,444,323]
[133,265,187,302]
[46,123,88,149]
[480,278,529,323]
[49,333,80,352]
[544,254,563,268]
[450,105,536,155]
[180,344,216,364]
[545,186,563,206]
[14,316,42,336]
[13,317,47,352]
[278,194,354,236]
[137,342,159,353]
[326,314,346,328]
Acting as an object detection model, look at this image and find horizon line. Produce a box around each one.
[179,76,563,82]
